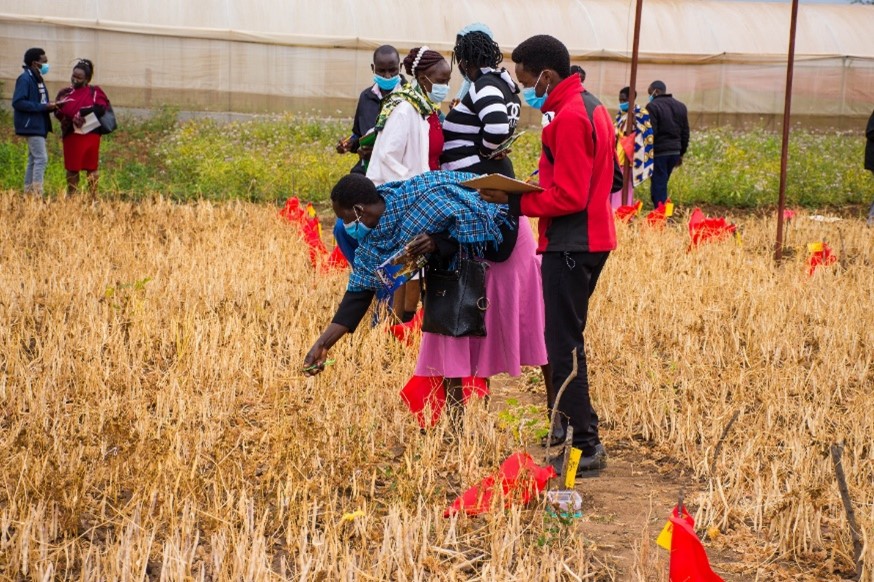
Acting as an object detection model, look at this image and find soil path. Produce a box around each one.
[491,376,746,581]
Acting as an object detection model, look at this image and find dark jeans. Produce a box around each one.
[651,154,681,208]
[541,251,609,456]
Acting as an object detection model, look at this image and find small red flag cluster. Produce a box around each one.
[279,197,349,271]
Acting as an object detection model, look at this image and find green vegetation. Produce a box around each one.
[0,108,870,207]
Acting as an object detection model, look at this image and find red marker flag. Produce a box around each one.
[389,309,423,345]
[663,505,724,582]
[615,199,644,223]
[807,242,837,276]
[688,208,737,248]
[399,375,488,428]
[444,452,556,517]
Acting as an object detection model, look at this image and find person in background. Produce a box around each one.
[433,23,550,426]
[333,45,405,267]
[12,47,62,197]
[866,109,874,227]
[336,45,404,176]
[646,80,689,209]
[480,35,616,475]
[570,65,586,84]
[54,59,110,198]
[366,46,451,322]
[612,86,654,209]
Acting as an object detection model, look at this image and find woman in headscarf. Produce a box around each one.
[54,58,110,197]
[612,86,654,209]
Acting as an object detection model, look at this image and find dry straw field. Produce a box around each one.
[1,192,872,580]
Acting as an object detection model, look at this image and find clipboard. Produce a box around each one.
[460,173,544,194]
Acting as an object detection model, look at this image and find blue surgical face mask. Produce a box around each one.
[521,71,548,109]
[344,208,372,242]
[374,74,400,92]
[455,78,472,101]
[39,63,50,76]
[649,93,655,103]
[428,83,450,103]
[618,102,629,113]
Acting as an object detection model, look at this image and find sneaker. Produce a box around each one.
[549,444,608,477]
[576,444,608,472]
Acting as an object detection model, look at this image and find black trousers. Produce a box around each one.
[541,251,609,456]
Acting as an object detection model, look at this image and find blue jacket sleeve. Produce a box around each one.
[12,75,45,113]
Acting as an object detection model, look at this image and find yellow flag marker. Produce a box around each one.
[564,447,582,489]
[665,201,675,217]
[807,241,823,253]
[656,520,673,550]
[340,509,365,523]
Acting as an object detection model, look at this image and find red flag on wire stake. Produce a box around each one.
[656,505,724,582]
[688,208,737,249]
[399,375,488,428]
[280,197,348,271]
[645,199,675,228]
[615,200,643,223]
[807,241,837,276]
[389,309,423,344]
[444,452,556,517]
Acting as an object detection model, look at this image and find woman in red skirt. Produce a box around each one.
[54,59,109,197]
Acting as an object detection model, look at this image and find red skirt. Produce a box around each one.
[62,132,101,171]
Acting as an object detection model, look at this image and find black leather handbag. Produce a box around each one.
[421,258,489,337]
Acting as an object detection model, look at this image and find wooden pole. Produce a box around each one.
[774,0,800,261]
[623,0,644,206]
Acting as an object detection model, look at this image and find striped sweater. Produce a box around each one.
[440,69,521,177]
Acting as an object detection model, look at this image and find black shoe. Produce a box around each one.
[540,426,566,448]
[549,444,608,477]
[576,444,608,472]
[540,414,566,447]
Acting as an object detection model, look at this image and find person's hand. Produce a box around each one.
[449,98,461,110]
[336,138,351,154]
[490,149,511,161]
[479,189,510,204]
[72,113,84,128]
[406,233,436,256]
[303,342,329,376]
[357,146,373,161]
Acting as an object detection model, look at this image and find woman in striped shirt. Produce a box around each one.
[440,30,521,178]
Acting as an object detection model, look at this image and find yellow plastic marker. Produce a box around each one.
[656,520,673,550]
[564,447,582,489]
[808,241,823,253]
[665,201,675,217]
[340,509,365,523]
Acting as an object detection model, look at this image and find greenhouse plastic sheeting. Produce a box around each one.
[2,0,873,123]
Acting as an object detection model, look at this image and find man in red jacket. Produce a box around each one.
[480,35,616,475]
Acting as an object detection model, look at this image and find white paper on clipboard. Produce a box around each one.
[75,113,101,135]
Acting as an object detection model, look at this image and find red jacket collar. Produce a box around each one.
[542,75,583,113]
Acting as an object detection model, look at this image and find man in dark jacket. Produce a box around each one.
[13,47,61,197]
[866,109,874,226]
[480,35,616,475]
[646,80,689,208]
[335,45,404,176]
[333,45,405,269]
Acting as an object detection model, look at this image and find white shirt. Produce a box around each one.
[366,101,430,185]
